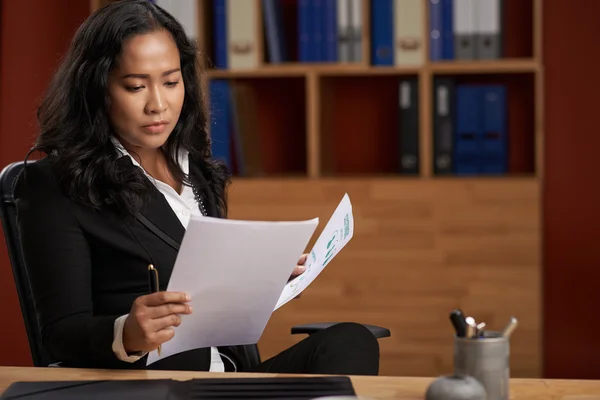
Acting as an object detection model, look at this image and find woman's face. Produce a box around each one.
[107,29,185,151]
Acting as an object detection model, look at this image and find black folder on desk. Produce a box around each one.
[1,376,356,399]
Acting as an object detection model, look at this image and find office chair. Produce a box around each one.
[0,161,390,369]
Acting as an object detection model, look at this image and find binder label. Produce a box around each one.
[400,82,411,109]
[438,86,449,116]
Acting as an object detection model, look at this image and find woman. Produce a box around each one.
[14,0,379,375]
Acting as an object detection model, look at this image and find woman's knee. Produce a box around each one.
[323,323,380,353]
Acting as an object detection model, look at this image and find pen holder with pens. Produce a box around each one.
[425,311,517,400]
[454,331,510,400]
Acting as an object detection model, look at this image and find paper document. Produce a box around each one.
[147,217,319,365]
[274,193,354,310]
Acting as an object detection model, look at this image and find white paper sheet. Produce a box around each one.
[146,217,319,365]
[274,194,354,310]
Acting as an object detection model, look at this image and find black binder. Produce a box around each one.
[399,77,419,175]
[433,77,456,175]
[1,376,356,400]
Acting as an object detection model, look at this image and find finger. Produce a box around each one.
[151,313,183,332]
[290,265,306,277]
[147,328,176,350]
[298,253,308,265]
[147,303,193,319]
[144,292,191,306]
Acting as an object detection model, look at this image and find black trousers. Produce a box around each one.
[249,322,380,376]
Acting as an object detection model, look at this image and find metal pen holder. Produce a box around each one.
[454,331,510,400]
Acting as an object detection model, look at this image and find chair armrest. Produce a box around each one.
[291,322,391,339]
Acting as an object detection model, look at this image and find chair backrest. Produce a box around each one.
[0,160,262,370]
[0,161,55,367]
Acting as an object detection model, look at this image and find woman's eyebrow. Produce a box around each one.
[121,68,181,79]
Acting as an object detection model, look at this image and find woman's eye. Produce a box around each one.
[126,86,143,92]
[165,81,180,87]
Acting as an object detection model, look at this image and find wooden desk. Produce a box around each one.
[0,367,599,399]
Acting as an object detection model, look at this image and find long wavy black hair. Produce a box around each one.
[30,0,230,218]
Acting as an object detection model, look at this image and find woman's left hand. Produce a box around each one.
[289,253,308,299]
[289,253,308,282]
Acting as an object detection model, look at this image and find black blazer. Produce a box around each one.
[14,155,241,371]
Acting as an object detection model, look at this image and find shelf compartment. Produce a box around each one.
[427,0,535,63]
[431,73,536,176]
[319,74,419,176]
[209,77,307,177]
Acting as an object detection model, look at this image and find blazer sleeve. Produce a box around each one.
[14,161,123,368]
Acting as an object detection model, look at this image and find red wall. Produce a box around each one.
[542,0,600,379]
[1,0,600,378]
[0,0,89,366]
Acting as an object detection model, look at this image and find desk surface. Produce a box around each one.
[0,367,599,399]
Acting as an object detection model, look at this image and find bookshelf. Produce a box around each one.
[89,0,544,378]
[91,0,543,180]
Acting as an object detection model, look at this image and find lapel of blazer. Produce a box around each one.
[113,156,185,251]
[116,151,220,252]
[133,158,220,251]
[135,187,186,251]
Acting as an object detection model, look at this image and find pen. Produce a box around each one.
[476,322,486,337]
[148,264,161,356]
[449,309,468,337]
[465,316,477,338]
[502,316,518,338]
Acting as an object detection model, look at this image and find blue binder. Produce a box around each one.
[213,0,228,69]
[208,80,232,169]
[454,85,480,174]
[430,0,443,61]
[441,0,454,59]
[371,0,394,65]
[298,0,313,62]
[454,84,508,175]
[263,0,287,63]
[480,85,507,174]
[312,0,324,61]
[323,0,338,62]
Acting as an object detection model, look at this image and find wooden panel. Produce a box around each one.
[419,70,432,177]
[502,0,534,58]
[227,178,541,378]
[543,0,600,380]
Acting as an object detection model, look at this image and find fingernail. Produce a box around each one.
[186,294,191,301]
[188,306,193,313]
[298,266,306,272]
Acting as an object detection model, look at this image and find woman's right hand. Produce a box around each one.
[122,291,193,354]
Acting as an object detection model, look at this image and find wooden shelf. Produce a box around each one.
[428,59,540,74]
[207,67,308,79]
[207,59,539,79]
[230,174,539,183]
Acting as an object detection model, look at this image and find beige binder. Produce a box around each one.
[393,0,425,66]
[226,0,260,69]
